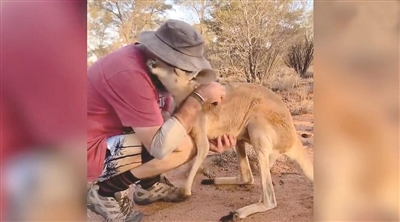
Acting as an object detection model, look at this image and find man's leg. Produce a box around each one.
[97,133,195,197]
[88,133,196,219]
[130,137,196,205]
[131,135,196,179]
[87,134,145,222]
[132,136,196,205]
[136,145,161,190]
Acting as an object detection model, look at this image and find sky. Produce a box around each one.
[164,0,313,25]
[164,0,197,24]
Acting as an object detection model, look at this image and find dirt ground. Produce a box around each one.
[88,114,314,222]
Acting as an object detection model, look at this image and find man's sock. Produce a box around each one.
[140,175,161,189]
[139,145,161,190]
[98,170,139,197]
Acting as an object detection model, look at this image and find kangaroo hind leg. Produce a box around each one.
[202,140,254,185]
[219,132,277,221]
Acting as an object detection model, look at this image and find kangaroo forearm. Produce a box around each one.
[173,96,202,132]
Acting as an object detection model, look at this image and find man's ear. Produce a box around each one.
[192,69,217,85]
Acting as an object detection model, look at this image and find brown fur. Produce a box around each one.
[147,59,314,221]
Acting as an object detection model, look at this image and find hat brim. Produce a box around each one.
[138,31,211,72]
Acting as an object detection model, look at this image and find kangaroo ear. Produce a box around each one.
[192,69,217,85]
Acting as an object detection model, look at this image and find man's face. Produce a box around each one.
[139,45,168,93]
[148,64,168,94]
[140,45,196,94]
[147,58,198,95]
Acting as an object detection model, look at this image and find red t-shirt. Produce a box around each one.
[87,44,170,181]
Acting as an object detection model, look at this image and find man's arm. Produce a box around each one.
[101,68,206,159]
[133,96,202,159]
[134,81,227,159]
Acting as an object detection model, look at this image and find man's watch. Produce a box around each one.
[190,90,205,106]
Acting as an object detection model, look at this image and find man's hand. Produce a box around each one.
[209,134,237,153]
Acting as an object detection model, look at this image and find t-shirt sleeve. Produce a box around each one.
[102,70,163,127]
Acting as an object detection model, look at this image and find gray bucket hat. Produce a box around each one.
[138,19,211,72]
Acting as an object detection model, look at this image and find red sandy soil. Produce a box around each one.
[87,114,314,222]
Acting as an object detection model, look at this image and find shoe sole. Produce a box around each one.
[87,203,144,222]
[133,197,154,206]
[133,194,189,206]
[127,212,144,222]
[87,203,104,217]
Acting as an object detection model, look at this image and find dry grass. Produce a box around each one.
[208,143,301,176]
[267,67,302,91]
[210,150,237,168]
[268,66,313,116]
[245,145,260,174]
[279,85,313,115]
[207,147,260,176]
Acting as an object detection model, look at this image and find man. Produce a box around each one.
[87,19,237,221]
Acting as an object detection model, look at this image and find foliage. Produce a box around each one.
[204,0,308,84]
[284,35,314,77]
[87,0,171,61]
[88,0,314,85]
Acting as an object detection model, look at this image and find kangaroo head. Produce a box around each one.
[147,58,217,105]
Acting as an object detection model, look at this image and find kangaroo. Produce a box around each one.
[147,58,314,222]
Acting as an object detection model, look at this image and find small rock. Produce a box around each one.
[279,180,284,185]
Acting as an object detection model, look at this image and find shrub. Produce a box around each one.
[285,35,314,78]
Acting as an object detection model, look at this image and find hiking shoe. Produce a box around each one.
[133,176,186,205]
[87,184,143,222]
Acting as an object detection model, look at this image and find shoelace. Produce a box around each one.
[88,182,134,222]
[160,175,175,187]
[106,196,134,222]
[118,195,134,217]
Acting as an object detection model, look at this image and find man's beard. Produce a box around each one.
[148,71,168,94]
[137,44,168,94]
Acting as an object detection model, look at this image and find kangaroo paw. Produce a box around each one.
[219,212,239,222]
[201,179,215,185]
